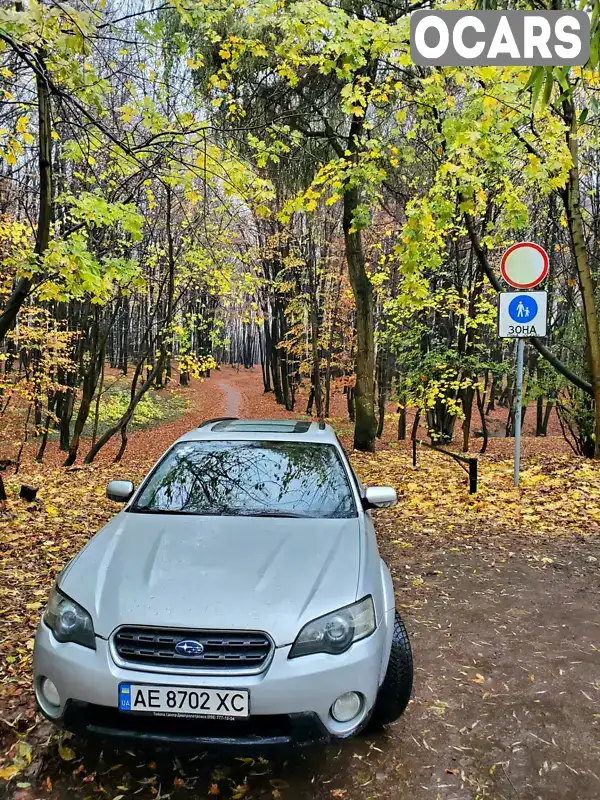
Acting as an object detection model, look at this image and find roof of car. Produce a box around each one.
[175,418,339,445]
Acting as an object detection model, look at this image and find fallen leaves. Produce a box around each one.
[0,462,146,721]
[0,740,32,781]
[269,779,289,790]
[57,737,76,762]
[352,450,600,541]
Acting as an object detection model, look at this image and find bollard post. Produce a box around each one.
[469,458,477,494]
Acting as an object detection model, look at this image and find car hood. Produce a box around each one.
[60,512,361,646]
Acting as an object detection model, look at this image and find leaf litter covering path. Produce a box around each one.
[1,366,599,799]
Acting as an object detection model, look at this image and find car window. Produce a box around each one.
[131,440,357,519]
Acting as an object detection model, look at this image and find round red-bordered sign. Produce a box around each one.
[500,242,549,289]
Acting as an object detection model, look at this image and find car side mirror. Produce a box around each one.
[107,480,134,503]
[363,486,397,510]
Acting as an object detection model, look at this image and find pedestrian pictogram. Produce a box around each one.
[508,294,538,323]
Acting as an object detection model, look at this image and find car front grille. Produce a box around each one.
[113,626,272,671]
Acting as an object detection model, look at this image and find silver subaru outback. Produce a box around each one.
[33,419,412,747]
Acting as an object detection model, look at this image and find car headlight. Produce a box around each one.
[43,587,96,650]
[289,596,375,658]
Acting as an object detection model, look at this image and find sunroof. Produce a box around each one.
[212,420,311,433]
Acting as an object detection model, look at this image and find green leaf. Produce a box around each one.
[541,69,554,108]
[528,68,545,108]
[524,66,543,92]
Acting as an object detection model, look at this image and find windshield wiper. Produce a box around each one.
[231,509,311,518]
[130,507,185,515]
[130,507,225,515]
[130,507,313,518]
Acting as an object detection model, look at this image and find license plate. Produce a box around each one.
[118,684,249,718]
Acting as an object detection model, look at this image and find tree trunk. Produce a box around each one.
[397,401,406,441]
[486,374,497,414]
[64,315,102,466]
[59,386,74,451]
[270,310,284,404]
[0,53,52,342]
[561,96,600,456]
[343,186,376,451]
[259,321,271,392]
[376,347,391,439]
[536,395,544,437]
[91,354,105,447]
[541,396,554,436]
[306,387,314,415]
[462,386,474,453]
[476,385,488,454]
[347,386,355,423]
[35,410,52,463]
[324,262,343,418]
[309,305,322,418]
[84,356,163,464]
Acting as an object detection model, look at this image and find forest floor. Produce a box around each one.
[1,367,599,800]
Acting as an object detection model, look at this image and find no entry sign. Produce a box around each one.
[500,242,549,289]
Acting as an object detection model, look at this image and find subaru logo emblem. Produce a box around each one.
[175,639,205,657]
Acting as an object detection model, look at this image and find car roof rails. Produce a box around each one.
[197,417,239,428]
[212,420,311,433]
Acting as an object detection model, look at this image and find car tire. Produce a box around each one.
[370,611,413,726]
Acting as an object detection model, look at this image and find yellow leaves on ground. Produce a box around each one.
[57,737,76,762]
[0,462,147,705]
[351,450,600,539]
[0,740,32,781]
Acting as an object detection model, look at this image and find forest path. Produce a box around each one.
[217,378,242,417]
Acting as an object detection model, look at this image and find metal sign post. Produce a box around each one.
[498,243,550,487]
[513,339,524,486]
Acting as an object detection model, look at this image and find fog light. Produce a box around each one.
[331,691,362,723]
[41,677,60,707]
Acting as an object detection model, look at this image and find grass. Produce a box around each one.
[40,375,189,443]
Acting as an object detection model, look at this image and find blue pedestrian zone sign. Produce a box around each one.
[498,291,547,338]
[508,294,538,323]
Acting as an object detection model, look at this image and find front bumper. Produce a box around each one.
[33,612,393,745]
[59,701,328,749]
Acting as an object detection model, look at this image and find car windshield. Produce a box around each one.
[131,440,357,519]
